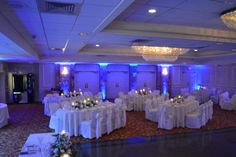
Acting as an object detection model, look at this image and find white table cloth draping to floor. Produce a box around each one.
[49,102,126,137]
[158,100,199,130]
[0,103,9,128]
[19,133,56,157]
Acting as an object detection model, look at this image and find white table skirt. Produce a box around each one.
[0,103,9,128]
[49,103,123,136]
[19,133,56,157]
[127,94,153,111]
[158,100,199,128]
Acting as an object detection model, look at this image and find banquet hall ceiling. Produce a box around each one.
[0,0,236,64]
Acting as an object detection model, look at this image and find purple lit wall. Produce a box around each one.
[99,63,108,100]
[129,64,138,90]
[161,65,170,95]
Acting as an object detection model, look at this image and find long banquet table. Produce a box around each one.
[49,101,124,136]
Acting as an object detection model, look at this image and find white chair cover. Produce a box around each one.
[106,109,113,134]
[219,92,235,110]
[0,103,9,128]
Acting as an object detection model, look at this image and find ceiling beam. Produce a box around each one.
[0,1,39,59]
[104,21,236,43]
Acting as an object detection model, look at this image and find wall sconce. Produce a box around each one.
[162,67,168,76]
[61,66,69,76]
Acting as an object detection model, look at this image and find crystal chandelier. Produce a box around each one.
[221,8,236,30]
[131,45,189,62]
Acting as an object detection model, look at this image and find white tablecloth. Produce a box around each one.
[19,133,56,157]
[0,103,9,128]
[158,100,199,128]
[191,89,210,104]
[49,102,123,136]
[127,94,153,111]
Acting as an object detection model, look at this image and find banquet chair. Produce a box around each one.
[185,109,202,129]
[106,108,113,134]
[158,104,174,130]
[219,92,235,111]
[175,105,185,128]
[80,113,103,139]
[118,92,125,98]
[127,96,135,111]
[145,99,158,122]
[114,107,121,129]
[114,98,123,105]
[153,90,160,96]
[230,94,236,110]
[208,100,214,120]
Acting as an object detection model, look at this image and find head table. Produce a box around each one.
[49,101,126,137]
[0,103,9,128]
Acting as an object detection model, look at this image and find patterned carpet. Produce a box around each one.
[1,103,236,156]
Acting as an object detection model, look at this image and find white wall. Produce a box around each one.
[171,64,236,96]
[39,63,56,101]
[106,65,129,99]
[74,64,100,94]
[136,65,157,90]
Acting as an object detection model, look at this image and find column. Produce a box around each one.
[99,63,108,100]
[129,64,138,91]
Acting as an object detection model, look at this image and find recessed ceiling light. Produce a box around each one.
[148,9,156,14]
[194,49,198,52]
[95,44,100,47]
[79,32,88,36]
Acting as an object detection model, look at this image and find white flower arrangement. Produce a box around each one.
[50,131,76,157]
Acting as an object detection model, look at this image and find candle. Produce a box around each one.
[61,153,71,157]
[61,130,66,135]
[73,90,76,93]
[83,100,87,103]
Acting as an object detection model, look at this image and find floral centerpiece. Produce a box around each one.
[72,98,99,110]
[51,131,76,157]
[135,89,152,95]
[61,89,83,98]
[171,95,184,104]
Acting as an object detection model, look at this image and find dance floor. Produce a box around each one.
[0,103,236,156]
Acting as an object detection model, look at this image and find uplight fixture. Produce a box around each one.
[148,9,156,14]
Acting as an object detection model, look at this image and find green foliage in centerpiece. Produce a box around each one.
[135,89,152,95]
[61,89,83,98]
[172,95,184,103]
[72,98,99,110]
[51,132,76,157]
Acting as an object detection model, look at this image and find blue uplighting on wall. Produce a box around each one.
[161,66,170,95]
[55,62,76,65]
[98,63,109,66]
[129,64,138,90]
[129,63,138,67]
[99,63,109,100]
[190,65,208,90]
